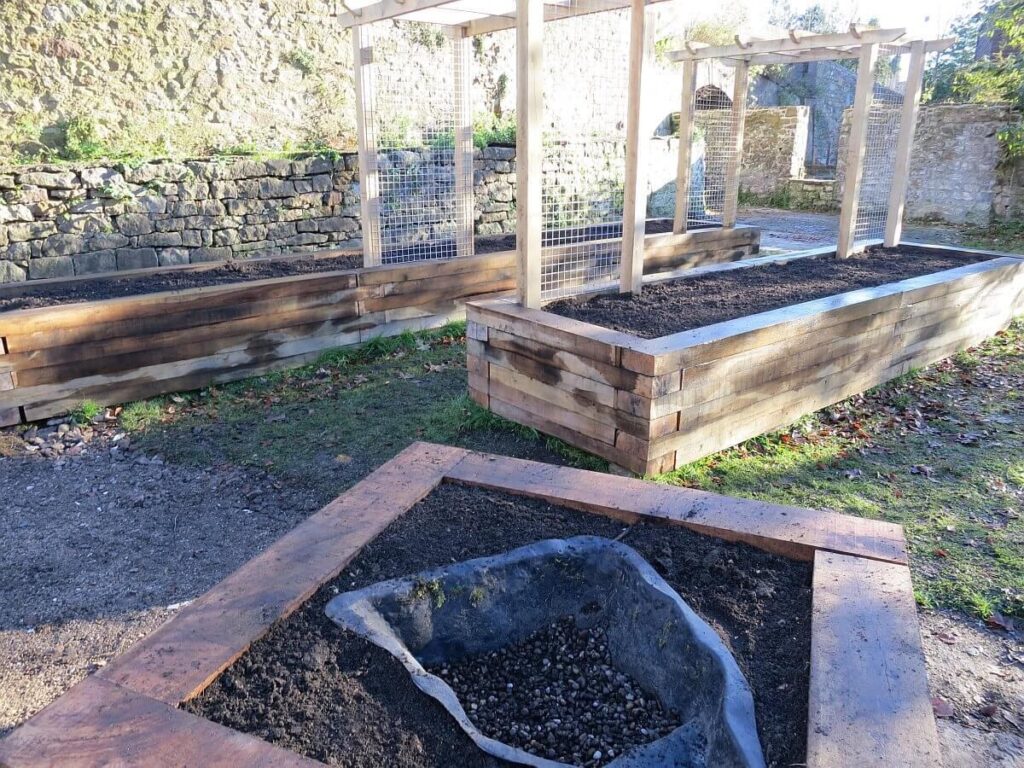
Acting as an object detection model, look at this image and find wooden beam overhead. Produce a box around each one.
[465,0,672,37]
[667,26,906,61]
[339,0,464,28]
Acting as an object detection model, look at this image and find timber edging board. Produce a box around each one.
[0,443,937,767]
[467,244,1024,474]
[0,226,758,427]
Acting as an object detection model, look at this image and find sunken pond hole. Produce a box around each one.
[430,617,680,767]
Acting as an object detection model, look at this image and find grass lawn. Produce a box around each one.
[124,317,1024,623]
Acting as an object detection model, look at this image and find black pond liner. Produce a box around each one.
[325,536,765,768]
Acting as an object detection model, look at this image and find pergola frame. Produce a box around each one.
[341,0,667,305]
[668,26,953,257]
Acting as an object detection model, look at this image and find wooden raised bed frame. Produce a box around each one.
[467,244,1024,475]
[0,225,757,427]
[0,442,939,767]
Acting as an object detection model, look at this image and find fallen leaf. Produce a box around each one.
[933,548,950,558]
[911,464,935,477]
[931,697,955,718]
[985,612,1016,632]
[844,469,863,480]
[335,454,353,465]
[935,632,956,644]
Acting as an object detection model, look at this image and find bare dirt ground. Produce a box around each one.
[0,426,325,737]
[1,415,1021,766]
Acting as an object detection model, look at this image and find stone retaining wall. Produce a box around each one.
[0,148,522,283]
[740,107,809,196]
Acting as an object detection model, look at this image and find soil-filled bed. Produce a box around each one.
[547,247,987,339]
[185,483,812,768]
[0,221,684,312]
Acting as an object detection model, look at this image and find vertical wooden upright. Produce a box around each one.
[620,0,652,294]
[837,43,879,258]
[352,24,382,266]
[453,29,475,258]
[884,40,926,248]
[722,60,749,228]
[516,0,543,308]
[673,60,697,234]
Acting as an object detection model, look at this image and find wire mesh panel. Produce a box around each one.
[539,7,631,301]
[853,44,905,247]
[688,74,742,228]
[356,22,473,265]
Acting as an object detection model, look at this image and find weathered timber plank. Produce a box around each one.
[5,285,367,353]
[363,268,516,312]
[483,328,680,398]
[444,452,908,564]
[0,301,373,376]
[357,251,516,285]
[11,314,372,388]
[807,551,940,767]
[486,358,646,437]
[0,339,17,426]
[468,299,643,367]
[0,271,361,337]
[622,258,1019,375]
[0,677,322,768]
[488,376,618,445]
[97,443,465,704]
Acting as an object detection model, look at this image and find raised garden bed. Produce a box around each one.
[0,224,758,427]
[0,443,939,768]
[467,243,1024,475]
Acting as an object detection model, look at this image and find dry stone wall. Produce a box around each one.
[0,150,523,282]
[740,107,809,196]
[837,103,1022,226]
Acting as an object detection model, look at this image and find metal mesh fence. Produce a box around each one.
[853,44,905,247]
[539,7,631,301]
[357,22,473,265]
[688,73,742,228]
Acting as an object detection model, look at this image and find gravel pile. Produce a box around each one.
[428,618,681,767]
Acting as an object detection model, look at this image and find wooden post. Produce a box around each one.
[722,59,749,228]
[673,59,697,234]
[516,0,543,308]
[620,0,652,294]
[453,29,475,258]
[352,25,382,267]
[884,40,926,248]
[837,42,879,258]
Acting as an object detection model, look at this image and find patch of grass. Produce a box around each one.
[119,400,165,431]
[120,316,1023,620]
[962,220,1024,254]
[70,400,103,425]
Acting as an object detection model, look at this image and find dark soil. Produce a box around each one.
[547,246,988,339]
[0,254,363,312]
[0,220,680,312]
[185,482,812,768]
[430,618,682,767]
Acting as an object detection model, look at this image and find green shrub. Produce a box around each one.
[71,400,103,425]
[60,116,107,161]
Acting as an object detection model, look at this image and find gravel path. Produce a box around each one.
[0,426,326,736]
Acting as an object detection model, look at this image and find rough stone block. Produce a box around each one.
[259,178,297,198]
[211,180,238,199]
[117,213,154,237]
[116,248,158,271]
[7,221,56,242]
[73,250,116,275]
[264,159,292,177]
[87,232,130,250]
[190,246,231,263]
[80,167,124,188]
[29,255,75,279]
[0,260,27,282]
[137,232,183,248]
[213,229,240,246]
[0,204,34,223]
[57,214,111,236]
[42,233,87,257]
[158,248,191,266]
[19,171,78,189]
[181,230,203,247]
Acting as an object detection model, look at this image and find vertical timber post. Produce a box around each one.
[453,28,475,258]
[620,0,652,294]
[352,24,382,267]
[884,40,926,248]
[722,59,749,228]
[516,0,543,308]
[837,42,879,258]
[673,59,697,234]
